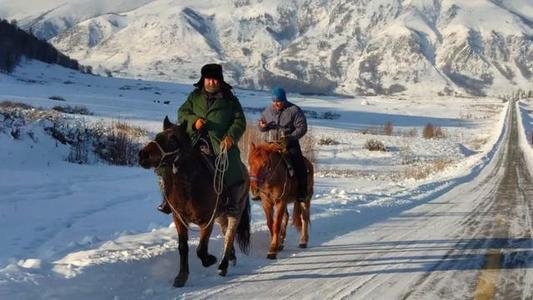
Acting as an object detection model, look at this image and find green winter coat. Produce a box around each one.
[178,88,247,186]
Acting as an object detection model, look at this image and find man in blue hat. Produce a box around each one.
[258,87,308,202]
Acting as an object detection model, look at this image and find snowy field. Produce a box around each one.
[0,61,509,299]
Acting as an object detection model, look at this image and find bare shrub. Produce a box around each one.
[0,101,34,109]
[364,139,386,151]
[52,105,93,115]
[361,127,382,135]
[66,120,91,164]
[318,137,339,145]
[423,123,434,139]
[423,123,446,139]
[301,127,317,164]
[238,124,263,164]
[384,121,393,136]
[93,121,145,166]
[48,96,66,101]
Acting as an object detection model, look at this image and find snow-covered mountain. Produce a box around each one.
[3,0,532,96]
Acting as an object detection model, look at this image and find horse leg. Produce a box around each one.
[218,216,238,276]
[267,200,287,259]
[172,219,189,287]
[262,202,274,236]
[299,201,310,248]
[218,217,237,267]
[278,207,289,251]
[197,224,217,268]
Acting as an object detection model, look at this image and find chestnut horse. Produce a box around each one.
[248,142,313,259]
[138,117,250,287]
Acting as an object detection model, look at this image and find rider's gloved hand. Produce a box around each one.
[194,118,206,130]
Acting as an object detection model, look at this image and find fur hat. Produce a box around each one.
[194,63,232,90]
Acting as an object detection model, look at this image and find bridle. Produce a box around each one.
[148,140,181,171]
[250,151,289,200]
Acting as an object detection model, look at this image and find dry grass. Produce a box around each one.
[466,137,489,151]
[403,159,451,180]
[112,121,147,138]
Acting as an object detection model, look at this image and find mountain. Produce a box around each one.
[3,0,532,96]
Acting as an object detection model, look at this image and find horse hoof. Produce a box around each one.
[266,253,277,260]
[298,243,307,249]
[202,254,217,267]
[218,268,227,277]
[278,244,284,251]
[173,274,188,288]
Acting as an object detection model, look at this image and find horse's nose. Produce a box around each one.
[138,149,147,160]
[138,149,150,168]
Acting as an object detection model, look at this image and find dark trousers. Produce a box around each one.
[287,142,307,196]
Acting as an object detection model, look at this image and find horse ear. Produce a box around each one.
[163,116,172,130]
[179,120,187,131]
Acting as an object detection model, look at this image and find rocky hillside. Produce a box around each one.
[3,0,532,96]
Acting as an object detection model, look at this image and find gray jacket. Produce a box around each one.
[259,102,307,144]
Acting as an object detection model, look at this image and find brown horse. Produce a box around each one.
[138,117,251,287]
[248,142,313,259]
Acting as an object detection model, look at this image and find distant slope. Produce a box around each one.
[0,19,89,73]
[4,0,532,96]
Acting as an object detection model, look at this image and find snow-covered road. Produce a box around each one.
[178,103,533,299]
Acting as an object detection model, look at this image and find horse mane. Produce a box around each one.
[250,143,283,165]
[159,124,195,200]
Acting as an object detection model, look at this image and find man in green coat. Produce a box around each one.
[157,63,247,217]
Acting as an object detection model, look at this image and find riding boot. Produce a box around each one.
[250,193,261,201]
[158,198,172,214]
[283,154,295,177]
[296,176,307,203]
[226,182,244,217]
[287,143,307,202]
[156,176,172,214]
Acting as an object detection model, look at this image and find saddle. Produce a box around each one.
[280,154,310,178]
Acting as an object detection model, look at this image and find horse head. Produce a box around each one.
[138,116,191,170]
[248,142,283,193]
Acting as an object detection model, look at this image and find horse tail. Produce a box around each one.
[293,158,313,232]
[236,195,251,255]
[292,201,303,232]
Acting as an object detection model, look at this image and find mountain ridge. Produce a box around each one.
[3,0,532,96]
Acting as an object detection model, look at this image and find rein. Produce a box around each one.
[154,138,228,232]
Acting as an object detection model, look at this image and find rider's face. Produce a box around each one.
[204,77,220,92]
[272,101,285,111]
